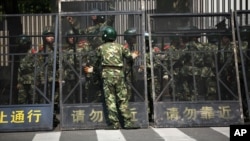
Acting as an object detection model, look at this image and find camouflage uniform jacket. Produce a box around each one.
[96,42,133,78]
[70,7,115,49]
[38,45,59,83]
[182,41,206,76]
[62,42,91,80]
[18,49,39,85]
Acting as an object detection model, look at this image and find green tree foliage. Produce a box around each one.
[0,0,53,14]
[18,0,52,13]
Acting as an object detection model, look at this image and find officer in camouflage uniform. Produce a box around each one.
[218,29,248,100]
[181,26,206,101]
[76,37,94,102]
[166,34,188,100]
[238,26,250,122]
[202,32,219,100]
[17,35,34,104]
[84,26,139,129]
[62,29,90,103]
[144,32,162,122]
[123,28,137,101]
[39,27,60,126]
[38,27,59,103]
[218,30,236,100]
[66,2,115,103]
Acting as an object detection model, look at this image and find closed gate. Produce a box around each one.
[0,14,58,131]
[59,0,148,130]
[235,10,250,123]
[147,12,245,127]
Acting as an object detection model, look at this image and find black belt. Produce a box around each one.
[102,66,123,70]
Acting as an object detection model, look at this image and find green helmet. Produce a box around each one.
[16,34,31,47]
[144,32,157,46]
[90,8,105,24]
[65,29,78,45]
[239,26,250,41]
[206,32,219,44]
[42,26,54,36]
[42,26,55,43]
[124,28,137,42]
[102,26,117,42]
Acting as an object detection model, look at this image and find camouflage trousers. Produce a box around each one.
[85,75,102,103]
[18,84,34,104]
[62,80,81,103]
[102,76,133,128]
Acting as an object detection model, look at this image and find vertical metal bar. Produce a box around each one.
[148,14,155,103]
[58,0,64,107]
[231,10,244,121]
[235,10,250,122]
[52,14,59,106]
[9,54,14,104]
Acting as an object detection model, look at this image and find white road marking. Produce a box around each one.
[32,132,61,141]
[211,127,229,137]
[152,127,197,141]
[96,130,126,141]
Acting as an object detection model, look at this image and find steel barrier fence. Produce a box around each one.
[0,10,250,131]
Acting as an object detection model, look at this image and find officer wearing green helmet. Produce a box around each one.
[42,26,55,48]
[144,32,159,52]
[144,32,160,122]
[65,29,78,47]
[123,28,138,102]
[40,26,56,86]
[66,2,115,49]
[66,2,115,104]
[40,26,60,126]
[62,29,83,103]
[16,34,32,53]
[124,28,137,50]
[84,26,139,129]
[179,25,206,100]
[16,34,33,104]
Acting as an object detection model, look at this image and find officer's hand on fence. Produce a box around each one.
[138,65,144,72]
[163,74,169,80]
[84,66,93,73]
[124,43,129,49]
[132,51,139,59]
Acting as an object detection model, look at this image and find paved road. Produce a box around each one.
[0,126,229,141]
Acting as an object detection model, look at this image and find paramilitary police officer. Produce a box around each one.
[84,26,140,129]
[66,3,115,103]
[17,34,34,104]
[39,26,60,127]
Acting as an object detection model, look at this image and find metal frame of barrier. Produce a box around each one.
[234,10,250,122]
[0,13,59,132]
[58,10,148,130]
[1,2,249,132]
[147,12,245,127]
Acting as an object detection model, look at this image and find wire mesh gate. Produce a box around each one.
[234,10,250,123]
[0,14,58,131]
[147,12,246,127]
[58,10,148,130]
[1,1,250,132]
